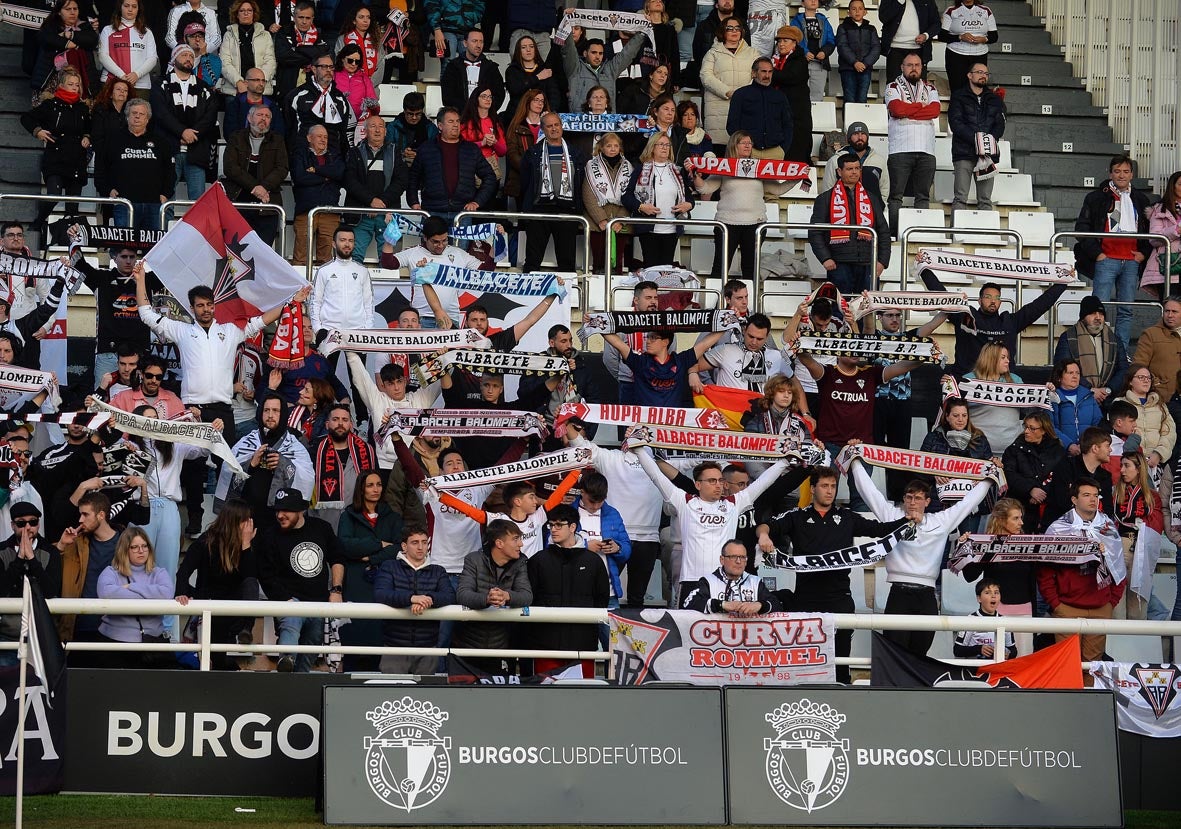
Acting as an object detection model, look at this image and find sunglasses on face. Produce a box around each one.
[143,371,164,380]
[12,518,39,528]
[344,57,360,65]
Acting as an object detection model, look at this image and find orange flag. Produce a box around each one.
[976,634,1084,689]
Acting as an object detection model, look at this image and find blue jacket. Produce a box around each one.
[290,143,345,216]
[425,0,483,34]
[374,557,457,647]
[1051,386,1104,451]
[572,495,631,599]
[789,10,837,65]
[726,82,793,155]
[507,0,558,33]
[406,138,499,215]
[835,17,881,71]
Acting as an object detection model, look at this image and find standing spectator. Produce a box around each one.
[333,43,376,119]
[345,357,441,468]
[232,341,264,441]
[387,91,439,167]
[821,123,890,215]
[600,327,724,408]
[561,18,646,119]
[919,397,993,505]
[582,132,633,273]
[691,0,743,65]
[963,341,1023,454]
[222,67,287,141]
[836,0,879,104]
[460,85,508,185]
[343,116,407,260]
[884,52,940,234]
[1003,412,1067,533]
[942,0,997,94]
[631,0,680,90]
[379,215,487,328]
[1142,171,1181,300]
[689,311,784,393]
[97,0,158,95]
[504,35,563,123]
[440,28,505,111]
[219,0,277,130]
[22,67,92,236]
[788,0,835,102]
[948,61,1005,214]
[406,107,498,221]
[452,521,532,673]
[373,525,456,674]
[506,0,557,62]
[1133,297,1181,401]
[426,0,485,72]
[879,0,940,80]
[90,78,133,197]
[1050,358,1103,456]
[257,488,345,672]
[175,500,260,670]
[0,503,61,666]
[291,124,345,267]
[699,15,756,144]
[571,471,630,606]
[1074,155,1153,352]
[150,43,220,200]
[222,104,288,246]
[617,65,671,124]
[566,85,614,161]
[600,281,659,404]
[334,4,385,81]
[74,240,157,382]
[742,373,815,442]
[311,226,374,415]
[726,59,792,162]
[222,392,316,521]
[335,467,398,671]
[1118,364,1177,482]
[33,0,99,96]
[274,1,329,100]
[54,491,119,646]
[960,499,1033,626]
[166,0,221,50]
[769,25,811,164]
[284,53,353,157]
[97,98,173,233]
[810,153,891,295]
[1041,426,1115,531]
[623,133,696,266]
[1113,452,1163,620]
[186,24,223,89]
[1054,296,1128,402]
[504,90,548,211]
[693,131,767,281]
[519,112,586,275]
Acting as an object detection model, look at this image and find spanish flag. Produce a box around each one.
[692,384,761,430]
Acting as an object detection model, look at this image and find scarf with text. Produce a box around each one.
[829,179,875,243]
[767,522,917,571]
[537,139,575,201]
[312,432,374,505]
[558,113,655,133]
[427,445,592,490]
[792,332,945,364]
[555,401,729,431]
[974,132,999,180]
[851,290,971,320]
[942,375,1057,410]
[383,8,410,56]
[553,9,655,47]
[835,443,1007,492]
[913,248,1076,285]
[0,251,86,294]
[686,155,812,182]
[377,409,546,444]
[89,399,245,477]
[586,154,633,207]
[411,262,565,300]
[318,327,490,355]
[949,534,1109,582]
[577,309,741,346]
[0,366,59,411]
[623,423,826,463]
[267,301,307,369]
[417,350,569,383]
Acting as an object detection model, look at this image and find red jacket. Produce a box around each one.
[1036,563,1124,610]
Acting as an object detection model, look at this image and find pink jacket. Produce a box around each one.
[334,68,376,118]
[1141,201,1181,287]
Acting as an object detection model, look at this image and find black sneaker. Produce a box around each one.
[277,656,295,672]
[184,524,202,539]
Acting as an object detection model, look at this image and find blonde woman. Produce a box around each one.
[622,133,695,266]
[692,130,768,281]
[96,527,175,668]
[582,132,633,272]
[962,342,1023,454]
[960,497,1034,653]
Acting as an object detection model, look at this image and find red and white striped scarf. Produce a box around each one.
[829,180,874,243]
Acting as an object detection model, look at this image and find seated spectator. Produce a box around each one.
[374,525,456,675]
[0,503,61,667]
[337,468,400,671]
[175,499,261,670]
[95,527,175,669]
[952,578,1017,660]
[683,539,781,615]
[452,520,533,674]
[1053,296,1127,405]
[1051,359,1103,456]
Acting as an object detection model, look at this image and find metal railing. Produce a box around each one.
[0,194,135,235]
[753,222,882,307]
[306,206,430,276]
[161,199,288,257]
[10,598,1180,672]
[603,217,728,311]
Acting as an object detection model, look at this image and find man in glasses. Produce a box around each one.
[284,53,354,157]
[110,355,186,419]
[0,222,51,327]
[224,67,287,141]
[683,539,780,615]
[948,62,1005,215]
[386,91,438,167]
[0,502,59,666]
[274,0,329,99]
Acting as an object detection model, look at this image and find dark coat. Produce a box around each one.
[373,557,456,647]
[1002,436,1068,532]
[290,142,345,215]
[726,81,793,156]
[836,17,881,71]
[1040,454,1115,533]
[343,141,409,208]
[96,128,175,203]
[504,62,565,122]
[222,129,289,202]
[518,140,588,213]
[273,26,332,99]
[33,16,99,93]
[809,183,891,266]
[947,84,1005,162]
[879,0,942,62]
[21,95,92,179]
[526,543,609,652]
[621,163,696,234]
[149,69,222,172]
[771,48,812,163]
[337,502,402,646]
[1073,183,1153,278]
[0,536,61,641]
[406,137,498,214]
[440,54,505,111]
[453,548,532,650]
[283,80,354,157]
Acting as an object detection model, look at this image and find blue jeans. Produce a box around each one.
[441,32,463,72]
[598,596,619,651]
[1090,256,1139,352]
[826,440,867,512]
[277,606,324,672]
[436,573,461,672]
[175,153,208,200]
[351,214,387,263]
[94,351,117,386]
[142,497,182,639]
[840,69,871,104]
[676,24,694,62]
[828,261,873,294]
[113,202,161,233]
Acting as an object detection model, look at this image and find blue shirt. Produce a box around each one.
[76,534,119,633]
[623,349,698,407]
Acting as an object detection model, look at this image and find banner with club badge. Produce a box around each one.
[426,446,592,490]
[558,113,656,133]
[318,327,491,356]
[836,443,1007,492]
[555,401,730,431]
[376,409,546,444]
[764,521,917,572]
[947,534,1110,583]
[851,290,971,320]
[411,262,565,300]
[417,349,569,383]
[608,609,836,686]
[941,375,1057,410]
[913,248,1077,285]
[577,309,742,346]
[88,399,245,476]
[685,155,812,182]
[792,332,945,364]
[1090,662,1181,738]
[553,8,655,46]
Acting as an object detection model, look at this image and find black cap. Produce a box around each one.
[9,501,41,520]
[272,488,309,512]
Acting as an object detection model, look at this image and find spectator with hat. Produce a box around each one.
[151,41,221,200]
[184,23,223,89]
[0,502,60,667]
[821,121,890,201]
[769,25,811,165]
[166,0,221,50]
[1054,295,1128,406]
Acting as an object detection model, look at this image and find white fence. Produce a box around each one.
[5,598,1179,673]
[1033,0,1181,191]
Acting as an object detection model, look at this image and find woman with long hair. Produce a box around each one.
[504,35,562,124]
[176,499,261,670]
[692,130,765,281]
[960,498,1035,653]
[699,15,756,143]
[504,89,547,209]
[219,0,277,113]
[634,0,680,90]
[1050,357,1102,456]
[676,100,713,163]
[336,468,402,671]
[1002,411,1066,533]
[22,66,92,233]
[97,0,157,94]
[460,84,507,181]
[333,3,385,79]
[33,0,99,95]
[963,341,1023,454]
[1142,170,1181,299]
[1119,362,1177,487]
[1112,451,1163,620]
[333,42,376,118]
[96,527,174,668]
[285,376,334,445]
[622,131,695,266]
[89,75,131,223]
[617,62,670,118]
[920,396,994,510]
[582,132,633,273]
[742,373,816,441]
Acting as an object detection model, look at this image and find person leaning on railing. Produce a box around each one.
[95,527,176,669]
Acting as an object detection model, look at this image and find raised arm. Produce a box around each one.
[543,468,583,510]
[602,331,631,359]
[632,445,683,505]
[692,329,726,360]
[850,460,902,521]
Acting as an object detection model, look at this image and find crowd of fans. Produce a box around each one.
[2,0,1180,679]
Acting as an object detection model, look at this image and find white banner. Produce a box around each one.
[89,399,244,477]
[913,248,1076,284]
[1091,662,1181,737]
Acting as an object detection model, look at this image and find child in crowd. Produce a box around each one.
[954,578,1018,660]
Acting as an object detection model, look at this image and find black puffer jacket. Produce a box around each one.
[526,544,609,652]
[1002,436,1067,532]
[373,557,456,647]
[947,84,1005,162]
[21,94,92,179]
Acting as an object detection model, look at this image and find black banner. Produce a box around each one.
[49,217,165,252]
[0,664,66,794]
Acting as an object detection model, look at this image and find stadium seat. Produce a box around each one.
[991,173,1037,206]
[843,102,888,135]
[897,207,950,245]
[786,203,813,238]
[1006,210,1057,247]
[812,101,839,132]
[952,208,1006,245]
[423,85,443,119]
[1105,635,1164,664]
[422,55,441,82]
[379,84,418,117]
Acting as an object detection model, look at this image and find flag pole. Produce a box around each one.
[14,577,30,829]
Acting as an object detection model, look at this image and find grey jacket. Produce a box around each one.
[562,33,646,114]
[453,548,533,650]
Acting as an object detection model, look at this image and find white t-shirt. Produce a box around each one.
[389,244,483,323]
[704,343,785,392]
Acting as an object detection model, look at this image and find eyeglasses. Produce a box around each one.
[881,312,902,319]
[404,109,424,118]
[143,371,164,380]
[1024,424,1044,432]
[12,518,39,528]
[11,450,30,458]
[721,554,746,561]
[547,521,572,528]
[697,477,723,484]
[1133,374,1152,381]
[3,232,23,238]
[723,25,742,31]
[314,62,333,69]
[247,75,266,82]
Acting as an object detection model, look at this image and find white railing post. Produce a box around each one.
[200,610,212,671]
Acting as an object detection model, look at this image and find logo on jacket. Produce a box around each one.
[764,699,850,812]
[364,697,452,811]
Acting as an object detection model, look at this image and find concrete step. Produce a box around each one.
[1009,135,1127,154]
[1013,151,1131,186]
[991,39,1065,57]
[991,72,1084,90]
[0,119,39,149]
[1003,99,1106,117]
[1005,114,1116,144]
[988,54,1078,77]
[985,0,1043,22]
[1000,85,1095,108]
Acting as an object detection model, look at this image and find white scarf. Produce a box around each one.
[538,140,575,202]
[586,155,633,207]
[311,81,342,124]
[634,162,685,214]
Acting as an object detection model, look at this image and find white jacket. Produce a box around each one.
[219,22,277,95]
[138,305,265,405]
[165,3,222,51]
[310,257,375,332]
[98,24,159,90]
[345,352,441,467]
[699,39,759,142]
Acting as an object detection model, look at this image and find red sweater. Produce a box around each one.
[1036,563,1125,610]
[886,99,941,121]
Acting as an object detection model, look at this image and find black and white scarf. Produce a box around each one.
[537,140,575,202]
[586,155,633,207]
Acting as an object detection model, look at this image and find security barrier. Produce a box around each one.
[752,221,882,307]
[305,206,430,276]
[160,199,288,257]
[603,216,730,312]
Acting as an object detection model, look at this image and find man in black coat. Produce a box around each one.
[518,112,587,274]
[439,28,505,111]
[343,115,409,262]
[947,61,1006,213]
[406,107,498,221]
[878,0,941,79]
[222,105,289,245]
[273,0,332,100]
[726,58,792,159]
[150,43,221,200]
[809,153,891,295]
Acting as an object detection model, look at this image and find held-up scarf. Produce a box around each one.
[0,411,110,427]
[685,155,812,182]
[312,432,374,505]
[558,113,655,133]
[974,132,999,181]
[851,290,971,320]
[577,309,742,346]
[377,409,546,444]
[792,332,946,364]
[417,350,569,382]
[586,154,633,207]
[553,9,655,47]
[0,252,86,292]
[941,375,1057,411]
[555,401,729,430]
[913,248,1077,285]
[623,423,827,461]
[633,162,686,215]
[267,301,307,369]
[948,534,1110,584]
[766,522,917,572]
[829,180,875,244]
[537,139,575,202]
[427,445,593,490]
[89,399,245,476]
[343,29,378,77]
[318,327,491,356]
[383,8,409,56]
[835,443,1008,493]
[411,262,565,300]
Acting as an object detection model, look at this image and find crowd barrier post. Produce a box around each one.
[0,193,135,237]
[305,206,431,279]
[752,222,881,308]
[160,199,288,260]
[603,217,729,311]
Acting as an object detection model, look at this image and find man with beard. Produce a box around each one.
[310,226,372,418]
[602,280,660,405]
[222,104,289,245]
[108,354,185,418]
[308,404,375,532]
[75,239,161,382]
[26,421,103,545]
[689,312,785,394]
[150,42,220,200]
[520,324,600,440]
[821,121,889,200]
[0,502,60,664]
[1054,296,1127,404]
[884,52,940,234]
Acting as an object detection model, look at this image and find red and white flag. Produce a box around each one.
[144,184,305,324]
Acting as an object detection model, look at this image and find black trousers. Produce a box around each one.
[523,217,578,273]
[637,233,679,267]
[711,224,758,281]
[883,582,939,656]
[784,592,855,684]
[873,396,914,500]
[624,540,661,607]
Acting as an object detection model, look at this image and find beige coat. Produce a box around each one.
[699,39,758,144]
[1122,390,1177,463]
[219,22,277,96]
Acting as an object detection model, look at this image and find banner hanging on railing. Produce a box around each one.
[0,664,66,794]
[1091,662,1181,738]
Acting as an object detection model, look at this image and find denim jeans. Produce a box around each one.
[1090,256,1139,352]
[441,32,463,72]
[827,261,873,295]
[113,202,162,233]
[94,351,117,387]
[277,605,325,672]
[175,153,208,200]
[142,497,182,639]
[840,69,871,104]
[826,440,867,512]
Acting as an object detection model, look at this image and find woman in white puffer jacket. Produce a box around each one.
[698,16,757,144]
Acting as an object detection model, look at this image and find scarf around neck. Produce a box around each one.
[538,140,575,202]
[312,432,374,505]
[587,154,633,206]
[829,180,874,242]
